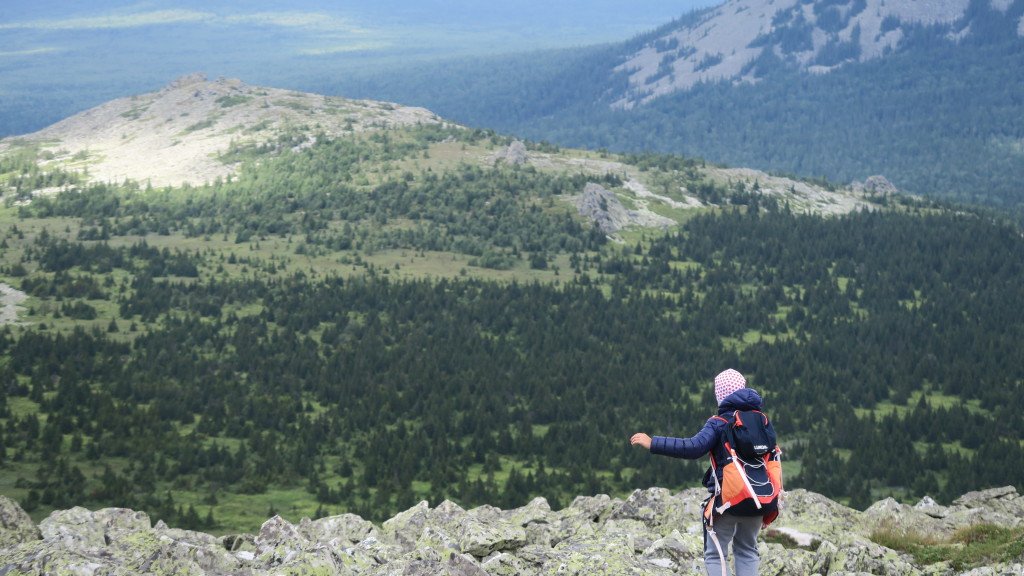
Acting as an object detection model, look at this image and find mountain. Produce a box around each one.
[327,0,1024,213]
[0,75,879,218]
[1,73,442,189]
[611,0,994,107]
[1,79,1023,540]
[2,487,1023,574]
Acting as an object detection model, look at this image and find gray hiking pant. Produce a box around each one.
[704,513,761,576]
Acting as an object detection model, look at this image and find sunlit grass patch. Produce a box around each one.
[870,523,1024,569]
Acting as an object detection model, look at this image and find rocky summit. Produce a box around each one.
[0,74,442,189]
[1,486,1022,575]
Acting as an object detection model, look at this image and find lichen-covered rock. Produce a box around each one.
[823,536,920,575]
[864,497,947,538]
[414,525,462,562]
[609,488,673,527]
[381,500,431,551]
[547,493,617,544]
[545,532,674,576]
[370,552,488,576]
[455,515,526,558]
[0,540,137,576]
[298,513,376,548]
[92,508,152,538]
[112,527,245,575]
[39,507,107,549]
[481,550,537,576]
[502,497,552,528]
[758,542,819,575]
[0,496,40,549]
[949,486,1024,526]
[776,489,863,542]
[600,518,654,552]
[609,487,706,539]
[639,529,703,574]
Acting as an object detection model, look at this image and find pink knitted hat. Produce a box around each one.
[714,369,747,405]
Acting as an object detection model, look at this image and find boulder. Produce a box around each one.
[638,529,703,573]
[494,140,529,166]
[913,495,949,519]
[481,550,536,575]
[546,532,674,576]
[0,496,40,549]
[576,183,627,235]
[369,552,488,576]
[299,512,376,547]
[39,507,107,549]
[951,486,1024,522]
[381,500,431,551]
[758,542,818,575]
[775,489,862,542]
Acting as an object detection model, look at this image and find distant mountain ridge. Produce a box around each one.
[327,0,1024,213]
[614,0,995,107]
[0,76,881,223]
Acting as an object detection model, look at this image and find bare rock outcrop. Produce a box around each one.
[576,182,675,235]
[1,75,444,189]
[493,140,530,166]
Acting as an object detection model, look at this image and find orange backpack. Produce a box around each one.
[702,410,783,527]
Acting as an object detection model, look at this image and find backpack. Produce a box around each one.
[702,409,783,527]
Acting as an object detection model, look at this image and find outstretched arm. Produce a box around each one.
[631,418,721,459]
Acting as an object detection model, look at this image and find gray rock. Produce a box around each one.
[0,496,40,549]
[576,183,627,235]
[639,529,703,573]
[913,496,949,519]
[481,550,537,576]
[952,486,1024,520]
[299,512,376,547]
[39,507,107,549]
[503,497,551,528]
[860,172,901,194]
[92,508,151,540]
[546,532,674,575]
[759,542,818,575]
[494,140,529,166]
[381,500,431,551]
[370,552,489,576]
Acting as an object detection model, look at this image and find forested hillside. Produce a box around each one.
[328,0,1024,214]
[0,122,1021,534]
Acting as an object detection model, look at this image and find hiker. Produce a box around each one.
[630,368,781,576]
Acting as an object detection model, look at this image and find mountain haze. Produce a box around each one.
[330,0,1024,213]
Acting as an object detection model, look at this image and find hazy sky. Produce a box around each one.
[0,1,720,135]
[0,1,718,57]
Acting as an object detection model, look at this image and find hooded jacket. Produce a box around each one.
[649,388,764,493]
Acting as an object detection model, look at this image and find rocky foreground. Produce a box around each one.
[1,486,1022,575]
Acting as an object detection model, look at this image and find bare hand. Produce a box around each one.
[630,433,652,449]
